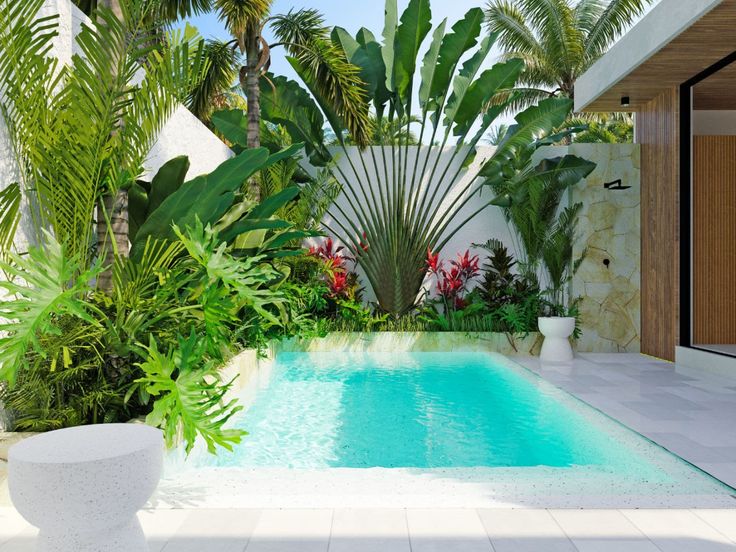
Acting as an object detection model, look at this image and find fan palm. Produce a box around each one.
[248,0,597,316]
[484,0,654,114]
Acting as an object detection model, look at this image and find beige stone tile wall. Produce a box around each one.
[569,144,641,353]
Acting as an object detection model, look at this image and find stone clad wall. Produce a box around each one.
[571,144,641,353]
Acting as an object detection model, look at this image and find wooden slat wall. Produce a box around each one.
[693,136,736,344]
[636,87,680,361]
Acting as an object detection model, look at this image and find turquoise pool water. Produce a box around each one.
[199,352,700,478]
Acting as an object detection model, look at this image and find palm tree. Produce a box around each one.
[484,0,654,114]
[209,3,371,149]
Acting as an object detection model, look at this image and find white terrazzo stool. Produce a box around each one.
[8,423,163,552]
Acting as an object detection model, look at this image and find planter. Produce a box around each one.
[276,332,543,355]
[538,317,575,362]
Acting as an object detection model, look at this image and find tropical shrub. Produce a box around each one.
[0,0,208,273]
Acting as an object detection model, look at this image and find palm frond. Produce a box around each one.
[271,9,373,147]
[188,38,240,121]
[215,0,272,37]
[584,0,653,60]
[485,1,544,58]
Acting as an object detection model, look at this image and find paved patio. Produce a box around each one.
[516,353,736,487]
[2,506,736,551]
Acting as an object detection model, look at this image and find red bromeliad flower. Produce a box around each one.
[429,249,480,307]
[328,271,349,297]
[426,248,441,274]
[309,237,360,300]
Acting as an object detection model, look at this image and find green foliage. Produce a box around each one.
[0,183,21,263]
[136,331,245,455]
[0,0,208,266]
[0,232,104,387]
[211,112,340,232]
[485,0,654,120]
[484,124,595,312]
[129,156,191,243]
[264,1,586,316]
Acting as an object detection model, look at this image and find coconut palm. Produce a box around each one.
[484,0,654,114]
[207,3,371,150]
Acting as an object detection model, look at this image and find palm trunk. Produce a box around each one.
[96,190,128,291]
[96,0,128,293]
[240,26,261,201]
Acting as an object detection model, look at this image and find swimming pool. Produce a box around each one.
[165,351,736,508]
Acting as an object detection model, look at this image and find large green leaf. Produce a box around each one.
[211,109,248,148]
[260,73,331,166]
[0,231,103,386]
[286,56,346,147]
[393,0,432,103]
[480,97,574,178]
[131,147,302,258]
[382,0,398,93]
[334,27,391,113]
[148,156,190,214]
[418,19,447,109]
[443,34,494,129]
[450,58,524,136]
[426,8,485,115]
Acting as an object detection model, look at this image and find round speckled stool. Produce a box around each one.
[8,423,163,552]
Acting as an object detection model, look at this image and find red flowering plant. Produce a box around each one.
[308,237,362,302]
[421,248,482,330]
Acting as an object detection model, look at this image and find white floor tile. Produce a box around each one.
[140,509,189,552]
[478,509,576,551]
[163,508,260,552]
[329,509,410,552]
[245,509,331,552]
[622,509,736,551]
[551,509,659,552]
[693,510,736,543]
[407,509,493,552]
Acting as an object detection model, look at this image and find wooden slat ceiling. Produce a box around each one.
[694,62,736,110]
[580,0,736,112]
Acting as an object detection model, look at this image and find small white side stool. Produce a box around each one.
[8,423,163,552]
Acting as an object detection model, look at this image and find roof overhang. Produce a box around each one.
[575,0,736,112]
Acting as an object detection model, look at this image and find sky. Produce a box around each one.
[180,0,661,132]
